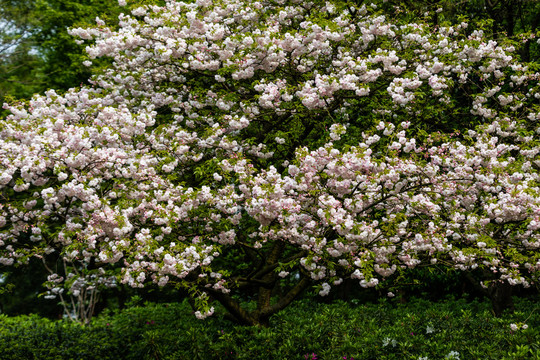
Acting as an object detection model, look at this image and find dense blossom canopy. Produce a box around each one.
[1,0,539,324]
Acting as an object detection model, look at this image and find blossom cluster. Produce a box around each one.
[240,122,540,290]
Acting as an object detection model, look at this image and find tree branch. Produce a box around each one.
[259,277,311,318]
[204,287,256,325]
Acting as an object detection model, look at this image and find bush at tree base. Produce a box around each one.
[0,297,539,359]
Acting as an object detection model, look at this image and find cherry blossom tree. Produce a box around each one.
[1,0,539,325]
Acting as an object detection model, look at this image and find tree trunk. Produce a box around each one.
[488,281,514,317]
[202,242,311,327]
[254,241,285,323]
[464,272,514,317]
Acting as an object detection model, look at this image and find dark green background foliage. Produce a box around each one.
[0,0,121,104]
[371,0,540,62]
[0,297,538,360]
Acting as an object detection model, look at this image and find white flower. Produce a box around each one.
[318,282,331,296]
[194,307,215,319]
[136,272,146,283]
[510,323,519,331]
[382,338,397,347]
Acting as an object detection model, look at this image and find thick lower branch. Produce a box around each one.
[235,278,274,289]
[235,250,306,286]
[260,277,311,318]
[205,287,256,325]
[257,241,286,313]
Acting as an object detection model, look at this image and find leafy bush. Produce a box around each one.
[0,296,538,359]
[0,314,123,359]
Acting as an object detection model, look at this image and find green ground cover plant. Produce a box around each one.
[0,296,538,360]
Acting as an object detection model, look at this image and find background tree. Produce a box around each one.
[0,0,122,104]
[371,0,540,61]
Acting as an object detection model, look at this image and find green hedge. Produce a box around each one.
[0,296,538,359]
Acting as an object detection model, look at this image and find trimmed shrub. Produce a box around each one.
[0,297,538,359]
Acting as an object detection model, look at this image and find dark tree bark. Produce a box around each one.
[465,272,514,317]
[200,242,312,327]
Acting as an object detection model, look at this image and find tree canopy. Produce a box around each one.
[1,0,540,325]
